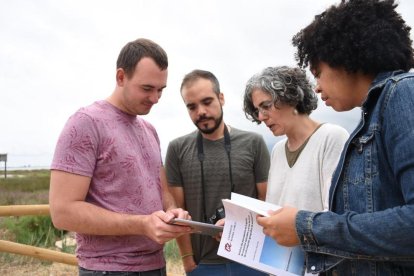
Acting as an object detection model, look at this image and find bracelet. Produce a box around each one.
[181,253,194,259]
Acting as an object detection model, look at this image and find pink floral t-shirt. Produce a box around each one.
[51,100,164,271]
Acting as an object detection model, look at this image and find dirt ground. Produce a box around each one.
[0,262,77,276]
[0,259,185,276]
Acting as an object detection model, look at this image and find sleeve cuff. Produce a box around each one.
[296,210,318,248]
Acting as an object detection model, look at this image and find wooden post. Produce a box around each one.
[0,205,50,217]
[0,240,78,266]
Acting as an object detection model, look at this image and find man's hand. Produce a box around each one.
[166,207,191,221]
[143,210,192,244]
[256,206,300,246]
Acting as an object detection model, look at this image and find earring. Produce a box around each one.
[293,109,298,115]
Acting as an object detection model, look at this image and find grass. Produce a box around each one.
[0,169,50,205]
[0,170,65,266]
[0,169,182,274]
[164,238,181,263]
[2,216,65,247]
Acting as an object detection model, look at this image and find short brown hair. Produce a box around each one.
[180,69,220,96]
[116,38,168,78]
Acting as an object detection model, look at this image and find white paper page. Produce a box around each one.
[218,195,304,276]
[228,192,281,217]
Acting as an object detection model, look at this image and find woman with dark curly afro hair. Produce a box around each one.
[256,0,414,275]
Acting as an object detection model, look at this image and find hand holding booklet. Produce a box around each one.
[217,193,305,276]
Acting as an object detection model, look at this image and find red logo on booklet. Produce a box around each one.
[225,242,232,252]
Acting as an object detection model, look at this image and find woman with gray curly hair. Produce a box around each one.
[243,66,348,212]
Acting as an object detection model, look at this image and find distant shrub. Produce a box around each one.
[2,216,66,248]
[0,170,50,204]
[0,170,50,192]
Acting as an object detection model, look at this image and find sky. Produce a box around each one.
[1,0,414,168]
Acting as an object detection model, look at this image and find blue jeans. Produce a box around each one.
[78,267,166,276]
[186,263,267,276]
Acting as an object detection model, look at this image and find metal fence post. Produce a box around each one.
[0,154,7,178]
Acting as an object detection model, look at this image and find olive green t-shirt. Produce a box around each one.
[165,127,270,264]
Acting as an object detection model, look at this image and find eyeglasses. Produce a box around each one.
[253,101,274,118]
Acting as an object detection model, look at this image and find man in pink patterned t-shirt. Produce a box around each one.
[49,38,191,275]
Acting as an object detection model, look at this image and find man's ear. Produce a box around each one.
[219,92,225,106]
[116,68,126,87]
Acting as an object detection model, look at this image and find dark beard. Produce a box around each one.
[196,110,223,134]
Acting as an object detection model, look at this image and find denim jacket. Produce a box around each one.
[295,71,414,275]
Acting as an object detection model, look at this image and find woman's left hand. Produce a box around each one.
[256,206,300,246]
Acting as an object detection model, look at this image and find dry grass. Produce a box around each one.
[0,257,184,276]
[0,261,78,276]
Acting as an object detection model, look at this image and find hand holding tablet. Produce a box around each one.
[170,218,224,236]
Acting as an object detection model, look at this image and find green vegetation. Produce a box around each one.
[0,170,58,265]
[164,239,181,262]
[2,216,65,248]
[0,169,50,190]
[0,169,50,205]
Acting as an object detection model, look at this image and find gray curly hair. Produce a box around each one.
[243,66,318,124]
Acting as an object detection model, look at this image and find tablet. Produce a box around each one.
[170,218,224,236]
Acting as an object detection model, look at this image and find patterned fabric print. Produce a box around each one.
[51,101,165,271]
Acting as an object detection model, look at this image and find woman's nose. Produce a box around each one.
[315,83,322,94]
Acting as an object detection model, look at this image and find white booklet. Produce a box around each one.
[217,193,305,276]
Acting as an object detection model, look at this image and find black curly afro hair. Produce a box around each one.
[292,0,414,75]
